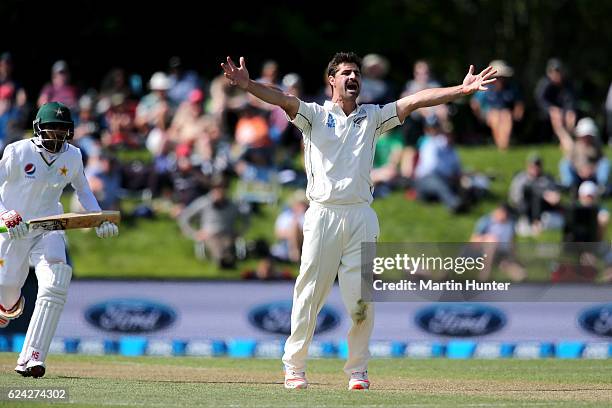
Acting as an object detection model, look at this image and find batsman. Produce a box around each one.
[0,101,119,378]
[222,53,496,390]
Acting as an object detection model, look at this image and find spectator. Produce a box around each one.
[135,71,172,132]
[102,94,140,149]
[371,128,411,197]
[192,117,233,179]
[509,152,562,236]
[0,84,26,150]
[401,60,450,145]
[414,117,466,213]
[83,152,122,211]
[167,56,202,106]
[38,60,78,111]
[268,73,303,148]
[563,181,609,243]
[98,68,133,113]
[470,60,524,150]
[178,176,246,268]
[271,189,308,263]
[73,94,101,159]
[169,88,206,145]
[470,204,526,282]
[256,60,281,87]
[169,147,209,216]
[358,53,395,105]
[0,52,27,108]
[555,181,611,282]
[534,58,576,142]
[552,115,609,194]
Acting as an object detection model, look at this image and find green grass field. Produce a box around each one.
[65,145,612,279]
[0,354,610,407]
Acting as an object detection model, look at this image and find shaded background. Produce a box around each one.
[2,0,611,130]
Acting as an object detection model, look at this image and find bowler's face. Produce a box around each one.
[329,63,361,100]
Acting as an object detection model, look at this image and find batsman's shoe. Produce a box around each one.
[348,371,370,390]
[14,363,30,377]
[284,370,308,389]
[0,296,25,328]
[25,361,46,378]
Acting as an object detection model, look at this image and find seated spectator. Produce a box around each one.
[135,72,173,132]
[371,129,411,197]
[169,147,209,216]
[0,84,26,150]
[178,177,246,268]
[552,115,609,194]
[534,58,576,142]
[563,181,609,243]
[470,204,526,282]
[84,152,122,210]
[554,181,610,282]
[470,60,524,150]
[401,60,450,145]
[509,153,563,236]
[358,53,395,105]
[191,117,233,179]
[73,95,102,160]
[167,56,202,106]
[169,88,206,145]
[234,106,275,183]
[414,118,466,213]
[102,94,140,149]
[271,189,308,263]
[0,52,27,109]
[98,68,133,113]
[38,60,78,111]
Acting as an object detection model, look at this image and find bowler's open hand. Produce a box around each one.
[462,65,497,95]
[221,56,250,89]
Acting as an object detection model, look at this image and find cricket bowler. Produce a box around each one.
[0,101,119,378]
[221,53,496,390]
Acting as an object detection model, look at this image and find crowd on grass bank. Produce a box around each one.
[1,51,611,282]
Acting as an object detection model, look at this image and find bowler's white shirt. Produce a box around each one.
[0,139,101,225]
[290,100,401,205]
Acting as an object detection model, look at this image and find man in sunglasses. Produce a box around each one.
[0,101,118,378]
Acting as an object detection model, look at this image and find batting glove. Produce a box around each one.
[95,221,119,239]
[1,210,28,239]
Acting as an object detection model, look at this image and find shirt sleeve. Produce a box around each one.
[375,102,402,137]
[286,100,316,138]
[0,144,15,213]
[70,151,102,212]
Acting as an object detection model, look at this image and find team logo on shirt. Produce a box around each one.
[59,165,68,177]
[326,113,336,128]
[0,259,4,268]
[24,163,36,178]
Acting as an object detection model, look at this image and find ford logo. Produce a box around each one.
[579,304,612,337]
[415,303,506,337]
[248,301,340,335]
[85,299,177,333]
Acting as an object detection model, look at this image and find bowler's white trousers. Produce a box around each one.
[282,202,378,375]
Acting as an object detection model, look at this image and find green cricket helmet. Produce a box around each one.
[33,101,74,153]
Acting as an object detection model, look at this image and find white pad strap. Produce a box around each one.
[19,263,72,365]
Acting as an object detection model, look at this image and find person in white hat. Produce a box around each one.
[562,180,609,242]
[469,59,524,150]
[551,114,609,194]
[135,71,172,131]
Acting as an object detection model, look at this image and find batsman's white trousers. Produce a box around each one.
[0,232,67,309]
[282,202,378,376]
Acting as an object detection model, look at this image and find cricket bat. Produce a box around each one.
[0,211,120,233]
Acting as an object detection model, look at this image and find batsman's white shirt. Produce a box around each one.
[282,100,401,375]
[0,139,100,222]
[292,100,401,205]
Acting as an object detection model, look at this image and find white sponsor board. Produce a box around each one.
[53,280,611,342]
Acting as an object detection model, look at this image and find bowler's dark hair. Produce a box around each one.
[326,52,362,77]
